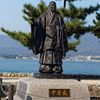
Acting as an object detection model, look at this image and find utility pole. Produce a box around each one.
[64,0,67,8]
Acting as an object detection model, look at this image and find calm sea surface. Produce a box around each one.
[0,59,100,75]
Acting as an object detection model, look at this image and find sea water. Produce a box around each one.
[0,59,100,75]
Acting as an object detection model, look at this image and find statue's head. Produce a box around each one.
[48,1,56,12]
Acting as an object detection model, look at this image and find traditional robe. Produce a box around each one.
[31,10,68,66]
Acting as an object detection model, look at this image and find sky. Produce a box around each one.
[0,0,100,35]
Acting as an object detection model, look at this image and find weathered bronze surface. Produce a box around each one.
[31,1,68,74]
[49,89,70,97]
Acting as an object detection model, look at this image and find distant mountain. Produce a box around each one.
[0,35,32,55]
[67,33,100,56]
[0,34,100,56]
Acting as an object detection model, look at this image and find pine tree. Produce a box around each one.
[90,13,100,38]
[1,1,100,52]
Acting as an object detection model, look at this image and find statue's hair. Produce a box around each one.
[49,1,56,6]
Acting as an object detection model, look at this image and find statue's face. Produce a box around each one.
[49,2,56,12]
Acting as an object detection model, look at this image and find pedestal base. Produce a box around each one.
[14,77,90,100]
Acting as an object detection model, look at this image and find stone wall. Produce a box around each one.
[0,73,100,78]
[88,85,100,97]
[0,72,34,77]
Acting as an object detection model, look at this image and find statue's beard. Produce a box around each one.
[51,9,55,12]
[49,8,56,12]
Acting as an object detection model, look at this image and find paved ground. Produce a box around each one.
[2,78,20,85]
[82,79,100,85]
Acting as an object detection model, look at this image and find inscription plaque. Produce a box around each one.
[17,81,27,99]
[49,89,70,97]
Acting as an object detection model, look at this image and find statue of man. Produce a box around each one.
[31,1,68,74]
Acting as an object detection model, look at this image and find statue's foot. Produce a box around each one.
[39,64,63,74]
[41,72,54,74]
[54,72,61,74]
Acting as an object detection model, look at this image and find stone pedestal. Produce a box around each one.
[14,77,90,100]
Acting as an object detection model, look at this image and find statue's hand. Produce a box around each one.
[31,18,36,26]
[31,21,36,26]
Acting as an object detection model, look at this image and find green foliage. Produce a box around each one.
[22,1,48,24]
[37,1,48,14]
[57,3,100,20]
[65,19,87,39]
[90,13,100,38]
[68,40,81,51]
[1,27,31,49]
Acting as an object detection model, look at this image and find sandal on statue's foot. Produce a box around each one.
[54,72,61,74]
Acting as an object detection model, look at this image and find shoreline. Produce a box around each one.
[1,72,100,79]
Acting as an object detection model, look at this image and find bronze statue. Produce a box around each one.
[31,1,68,74]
